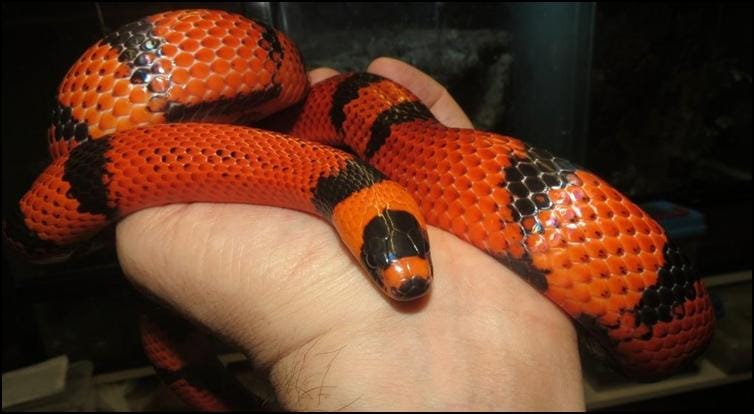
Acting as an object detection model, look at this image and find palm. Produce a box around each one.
[116,59,584,411]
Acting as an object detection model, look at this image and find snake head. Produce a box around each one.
[360,210,432,301]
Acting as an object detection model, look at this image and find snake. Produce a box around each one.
[3,9,715,411]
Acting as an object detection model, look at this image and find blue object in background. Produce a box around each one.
[640,200,707,240]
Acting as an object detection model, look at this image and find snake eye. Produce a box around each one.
[362,236,390,274]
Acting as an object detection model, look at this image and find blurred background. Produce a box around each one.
[2,2,751,411]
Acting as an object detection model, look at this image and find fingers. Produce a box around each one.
[367,57,474,129]
[308,67,339,84]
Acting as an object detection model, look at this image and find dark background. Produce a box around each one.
[2,2,751,411]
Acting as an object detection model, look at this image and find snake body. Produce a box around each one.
[4,9,714,410]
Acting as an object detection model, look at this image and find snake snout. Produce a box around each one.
[383,256,433,301]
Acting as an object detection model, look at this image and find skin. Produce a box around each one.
[116,57,585,411]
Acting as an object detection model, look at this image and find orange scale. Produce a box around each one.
[193,19,213,29]
[568,245,591,264]
[613,323,635,342]
[228,27,245,38]
[206,75,225,94]
[444,201,464,217]
[546,230,565,248]
[636,239,657,259]
[167,86,188,104]
[263,60,277,73]
[537,266,575,289]
[605,295,633,318]
[650,324,670,340]
[215,19,233,29]
[112,99,132,117]
[436,213,452,230]
[175,52,194,67]
[168,68,190,87]
[551,252,574,271]
[588,276,610,296]
[161,44,178,57]
[151,25,169,36]
[526,233,548,254]
[531,253,552,272]
[537,208,554,223]
[84,108,100,125]
[565,226,586,243]
[562,300,583,317]
[604,255,627,276]
[569,186,589,203]
[208,27,226,37]
[164,31,184,44]
[546,286,568,303]
[112,79,131,97]
[600,220,620,238]
[468,222,487,244]
[597,304,620,320]
[222,36,240,47]
[190,63,210,79]
[570,263,592,283]
[97,75,115,93]
[173,21,192,32]
[610,205,631,223]
[83,91,98,108]
[624,256,645,274]
[488,231,509,253]
[583,299,607,317]
[459,192,476,207]
[478,197,498,215]
[620,236,642,256]
[584,239,607,259]
[90,47,106,60]
[507,242,526,259]
[614,215,635,233]
[465,205,483,223]
[71,107,85,121]
[180,39,200,53]
[481,159,502,173]
[624,292,642,310]
[468,168,487,182]
[592,203,612,219]
[98,113,117,132]
[577,205,597,222]
[577,171,601,187]
[252,48,267,61]
[237,46,253,59]
[242,71,259,87]
[84,74,100,89]
[236,57,254,72]
[603,237,625,256]
[129,87,148,104]
[129,106,153,124]
[116,117,134,132]
[195,48,215,63]
[604,188,624,202]
[186,28,205,39]
[632,218,652,235]
[70,91,84,107]
[648,221,664,235]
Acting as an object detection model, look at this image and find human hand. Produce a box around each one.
[117,57,584,411]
